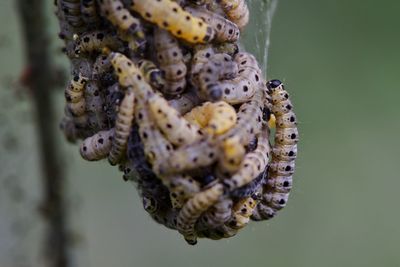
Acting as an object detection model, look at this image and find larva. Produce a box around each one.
[154,28,187,96]
[85,80,108,131]
[190,45,214,85]
[258,79,298,218]
[81,0,100,25]
[59,0,84,28]
[217,135,246,175]
[185,6,240,42]
[137,59,165,91]
[166,175,201,209]
[198,53,238,101]
[108,89,135,165]
[230,167,266,198]
[219,52,263,104]
[74,31,123,56]
[98,0,146,51]
[167,89,201,115]
[177,183,224,245]
[183,101,237,135]
[65,74,88,124]
[129,0,215,43]
[79,128,114,161]
[197,198,232,230]
[223,128,271,190]
[156,138,218,175]
[148,94,202,146]
[219,0,249,30]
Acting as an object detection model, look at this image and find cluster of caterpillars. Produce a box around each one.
[56,0,298,245]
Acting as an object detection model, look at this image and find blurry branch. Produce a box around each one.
[16,1,69,267]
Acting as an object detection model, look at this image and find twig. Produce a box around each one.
[16,1,69,267]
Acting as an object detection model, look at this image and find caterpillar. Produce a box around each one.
[166,175,201,209]
[137,59,165,91]
[183,101,237,135]
[79,128,114,161]
[197,197,232,231]
[219,0,249,30]
[108,89,135,165]
[198,53,238,101]
[177,183,224,245]
[65,74,89,127]
[230,167,266,198]
[59,0,84,28]
[190,45,214,84]
[129,0,215,43]
[81,0,100,25]
[256,79,298,219]
[74,31,123,56]
[98,0,146,51]
[167,89,201,115]
[148,94,202,146]
[92,54,112,80]
[219,52,263,104]
[153,28,187,96]
[223,127,271,190]
[157,138,218,175]
[185,6,240,43]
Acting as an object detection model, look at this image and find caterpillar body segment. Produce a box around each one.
[130,0,215,44]
[79,128,114,161]
[223,128,271,191]
[197,198,232,230]
[177,183,224,245]
[108,89,135,165]
[60,0,84,28]
[148,95,202,146]
[183,101,237,135]
[74,31,123,56]
[168,89,201,114]
[154,29,187,96]
[85,80,108,130]
[198,53,238,101]
[98,0,146,51]
[230,169,265,198]
[256,80,298,219]
[81,0,100,25]
[137,59,165,91]
[65,74,88,125]
[219,0,249,30]
[185,6,240,43]
[217,135,246,175]
[166,175,201,209]
[108,52,155,100]
[157,138,218,175]
[219,52,263,104]
[190,45,214,81]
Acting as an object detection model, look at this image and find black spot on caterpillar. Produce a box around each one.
[130,0,215,43]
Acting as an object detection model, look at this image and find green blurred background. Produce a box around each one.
[0,0,399,266]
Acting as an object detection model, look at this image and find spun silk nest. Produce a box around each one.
[56,0,298,245]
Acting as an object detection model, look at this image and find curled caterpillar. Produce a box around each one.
[80,128,114,161]
[185,6,240,42]
[137,59,165,91]
[130,0,215,43]
[148,94,202,146]
[81,0,100,25]
[256,79,298,220]
[197,197,232,231]
[183,101,237,135]
[219,0,249,30]
[223,127,271,190]
[177,183,224,245]
[154,28,187,96]
[74,31,123,56]
[108,89,135,165]
[198,53,238,101]
[98,0,146,51]
[219,52,263,104]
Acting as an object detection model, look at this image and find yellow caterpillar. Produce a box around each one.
[198,53,238,101]
[154,28,187,96]
[98,0,146,51]
[177,183,224,245]
[148,95,202,146]
[130,0,215,43]
[65,74,88,127]
[216,135,246,175]
[137,59,165,91]
[79,128,114,161]
[223,128,271,190]
[185,6,240,42]
[219,52,263,104]
[108,89,135,165]
[184,101,237,135]
[258,79,298,219]
[219,0,249,30]
[74,31,123,56]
